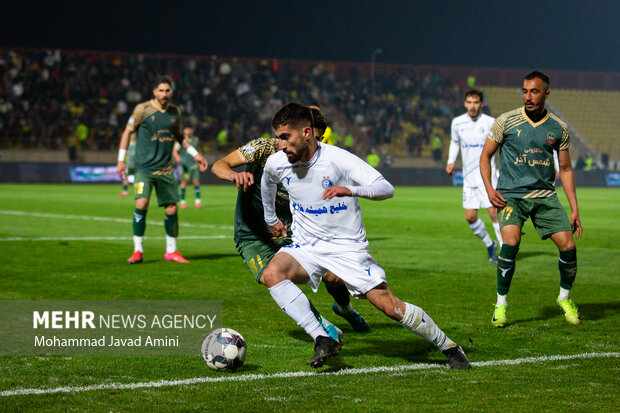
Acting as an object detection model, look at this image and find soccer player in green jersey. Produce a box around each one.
[173,126,207,208]
[117,75,208,264]
[480,71,583,327]
[211,108,370,337]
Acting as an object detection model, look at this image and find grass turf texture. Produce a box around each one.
[0,184,618,411]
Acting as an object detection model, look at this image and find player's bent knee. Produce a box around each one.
[261,266,289,288]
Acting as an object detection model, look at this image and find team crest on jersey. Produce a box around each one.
[151,116,155,121]
[321,176,334,189]
[546,132,556,144]
[242,143,256,154]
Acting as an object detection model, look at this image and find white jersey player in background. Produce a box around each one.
[261,103,470,370]
[446,89,502,263]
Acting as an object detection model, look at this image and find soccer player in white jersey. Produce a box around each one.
[260,103,470,369]
[446,90,502,263]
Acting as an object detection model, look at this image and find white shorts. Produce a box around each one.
[276,243,386,297]
[462,185,493,209]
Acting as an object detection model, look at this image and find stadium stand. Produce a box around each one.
[548,89,620,164]
[1,48,618,169]
[0,49,463,165]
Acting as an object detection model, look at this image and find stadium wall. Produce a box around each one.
[0,162,614,187]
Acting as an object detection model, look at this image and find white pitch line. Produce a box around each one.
[0,352,617,397]
[0,210,233,230]
[0,235,229,241]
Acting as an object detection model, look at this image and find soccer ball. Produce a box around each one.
[201,328,247,371]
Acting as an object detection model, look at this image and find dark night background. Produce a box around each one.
[2,0,619,71]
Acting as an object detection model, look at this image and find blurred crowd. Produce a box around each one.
[0,49,469,160]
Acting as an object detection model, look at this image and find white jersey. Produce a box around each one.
[448,113,496,188]
[262,143,392,253]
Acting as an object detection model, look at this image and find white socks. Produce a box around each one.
[134,236,178,254]
[166,235,177,253]
[469,218,493,247]
[133,236,144,253]
[492,222,503,247]
[496,294,508,306]
[269,280,327,341]
[559,287,571,301]
[400,302,455,351]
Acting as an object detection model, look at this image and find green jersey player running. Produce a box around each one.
[211,108,370,341]
[480,71,583,327]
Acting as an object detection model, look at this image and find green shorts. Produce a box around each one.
[134,171,179,206]
[499,196,572,239]
[181,163,199,181]
[236,237,292,283]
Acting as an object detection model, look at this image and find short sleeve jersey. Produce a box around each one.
[128,101,182,175]
[234,137,291,243]
[488,107,569,199]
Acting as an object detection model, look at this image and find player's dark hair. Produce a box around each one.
[154,75,173,89]
[524,71,550,88]
[464,89,483,101]
[272,102,313,131]
[309,108,327,138]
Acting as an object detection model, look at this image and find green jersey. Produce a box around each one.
[234,137,291,243]
[489,107,569,199]
[178,137,199,167]
[128,100,182,175]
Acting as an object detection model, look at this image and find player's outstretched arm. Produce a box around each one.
[558,150,582,238]
[480,138,505,208]
[212,150,255,191]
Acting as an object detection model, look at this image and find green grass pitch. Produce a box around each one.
[0,184,618,411]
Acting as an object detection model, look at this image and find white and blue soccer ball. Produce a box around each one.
[201,328,247,371]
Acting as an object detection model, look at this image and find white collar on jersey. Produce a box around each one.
[294,142,323,168]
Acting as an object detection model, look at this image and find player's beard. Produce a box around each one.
[157,96,169,108]
[285,144,309,164]
[285,150,302,164]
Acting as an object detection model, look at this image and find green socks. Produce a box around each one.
[497,244,519,295]
[165,213,178,238]
[132,208,147,236]
[559,248,577,290]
